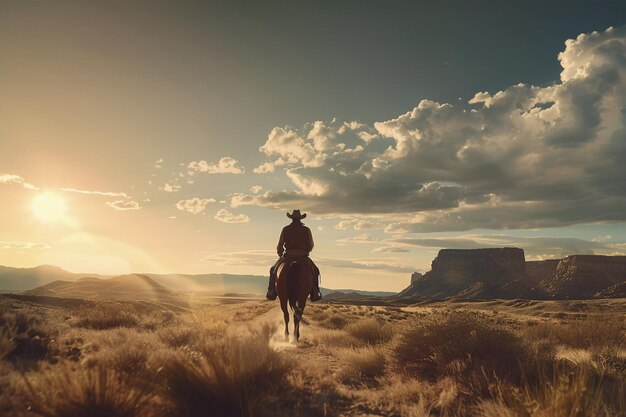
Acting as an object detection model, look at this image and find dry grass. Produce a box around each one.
[518,367,624,417]
[337,345,387,379]
[344,317,393,345]
[318,315,349,329]
[160,324,293,417]
[0,307,52,364]
[524,314,625,350]
[73,305,139,330]
[13,363,168,417]
[2,297,625,417]
[350,374,461,417]
[479,366,625,417]
[392,310,541,384]
[157,324,197,348]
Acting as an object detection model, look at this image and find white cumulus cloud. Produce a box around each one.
[106,200,141,211]
[230,27,626,232]
[159,182,181,193]
[176,198,216,214]
[188,157,245,175]
[214,208,250,223]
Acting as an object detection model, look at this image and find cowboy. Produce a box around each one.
[266,209,322,302]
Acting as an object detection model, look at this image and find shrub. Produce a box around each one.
[80,328,163,377]
[161,324,293,417]
[310,310,329,322]
[392,310,541,384]
[345,317,393,345]
[140,310,176,330]
[73,305,139,330]
[480,365,626,417]
[0,308,51,363]
[338,346,386,379]
[320,316,348,330]
[351,374,458,417]
[157,325,196,348]
[101,347,150,376]
[524,315,625,350]
[310,328,361,348]
[15,363,167,417]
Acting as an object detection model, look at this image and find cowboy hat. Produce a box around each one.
[286,209,306,220]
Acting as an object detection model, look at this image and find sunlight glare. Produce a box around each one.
[32,192,67,224]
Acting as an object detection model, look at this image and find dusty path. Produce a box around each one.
[255,302,359,416]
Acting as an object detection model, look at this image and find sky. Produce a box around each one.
[2,1,626,291]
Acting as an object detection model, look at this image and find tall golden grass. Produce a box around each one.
[0,299,624,416]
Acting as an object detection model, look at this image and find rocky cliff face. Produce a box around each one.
[430,248,526,287]
[525,259,561,285]
[398,249,626,300]
[399,248,533,299]
[541,255,626,298]
[410,272,424,285]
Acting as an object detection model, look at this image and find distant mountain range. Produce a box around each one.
[0,265,107,292]
[0,265,396,299]
[6,248,622,304]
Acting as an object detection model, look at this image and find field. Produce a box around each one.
[0,294,624,417]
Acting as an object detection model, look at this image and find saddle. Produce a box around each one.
[271,252,321,301]
[277,255,317,277]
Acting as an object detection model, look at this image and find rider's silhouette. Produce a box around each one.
[266,210,322,301]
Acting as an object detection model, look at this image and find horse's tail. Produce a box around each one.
[287,260,300,312]
[287,259,310,326]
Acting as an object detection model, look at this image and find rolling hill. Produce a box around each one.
[23,274,183,305]
[0,265,396,299]
[0,265,100,292]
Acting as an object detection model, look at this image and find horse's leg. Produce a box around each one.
[293,305,300,342]
[280,299,289,341]
[297,299,307,342]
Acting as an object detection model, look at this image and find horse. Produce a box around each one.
[276,257,314,342]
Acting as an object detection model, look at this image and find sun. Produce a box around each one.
[32,192,67,224]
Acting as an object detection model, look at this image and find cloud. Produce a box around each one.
[214,208,250,223]
[259,127,326,168]
[0,241,51,250]
[335,219,385,230]
[231,27,626,232]
[2,174,140,212]
[337,234,377,243]
[106,200,141,211]
[202,250,276,267]
[253,162,276,174]
[390,234,626,259]
[372,246,410,254]
[188,157,245,174]
[59,188,129,198]
[176,198,216,214]
[155,159,164,168]
[250,185,263,194]
[0,173,38,190]
[318,257,416,273]
[202,250,415,273]
[159,182,181,193]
